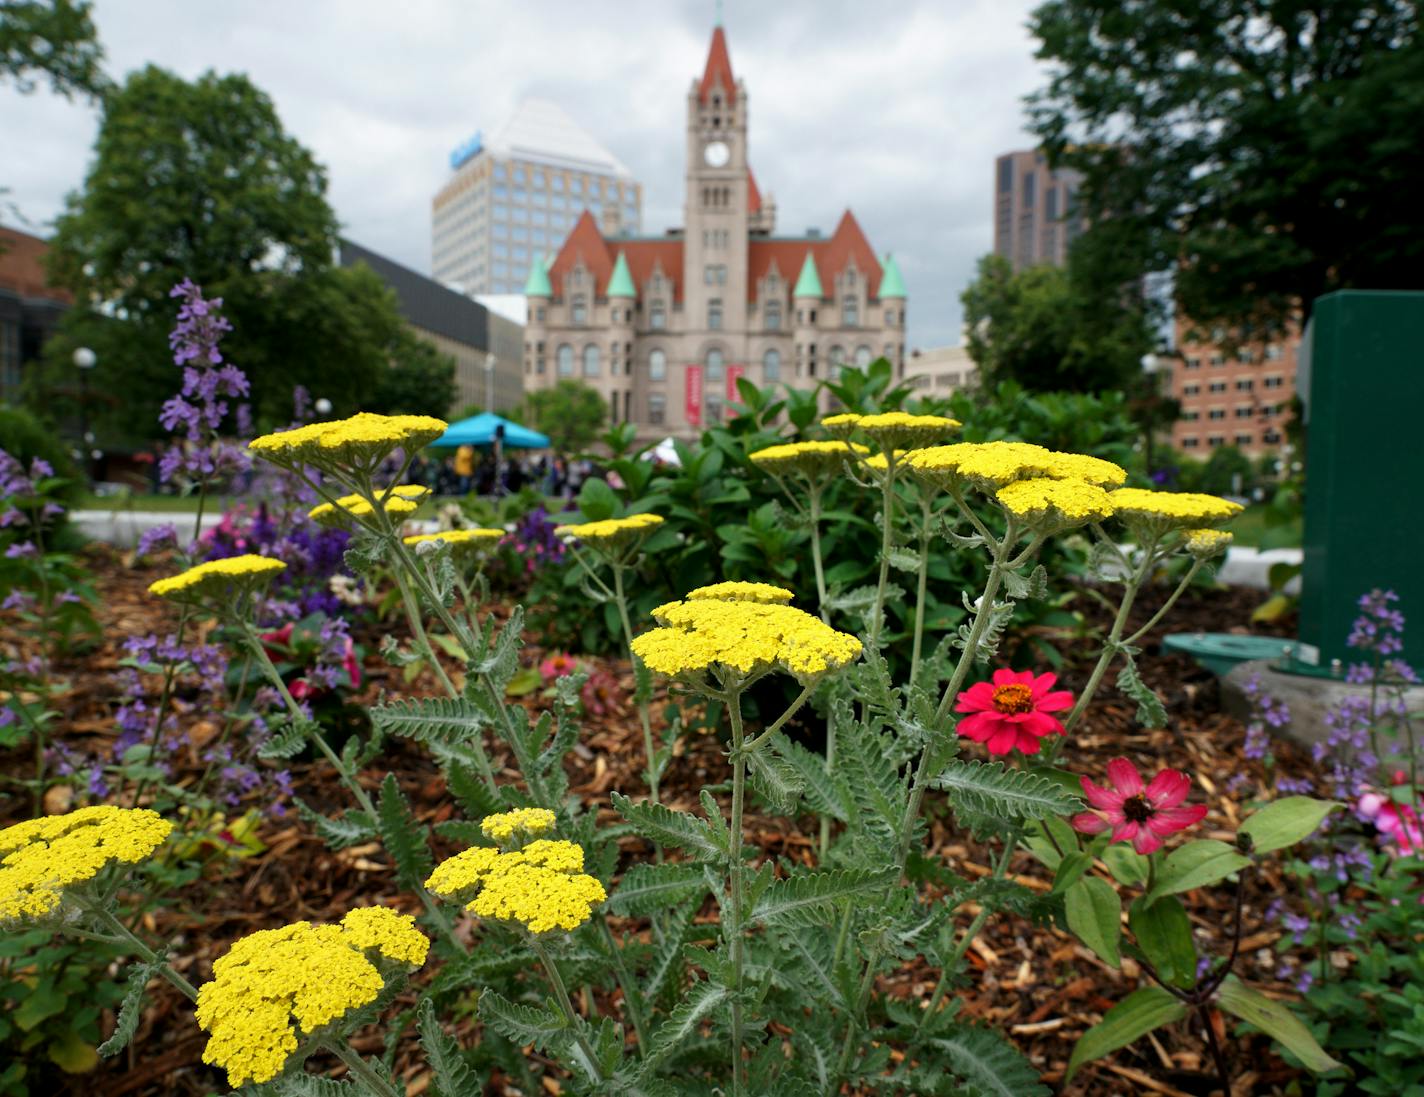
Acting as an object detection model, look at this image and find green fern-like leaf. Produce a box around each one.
[769,733,849,821]
[1117,652,1167,728]
[611,792,727,861]
[294,799,376,850]
[930,760,1081,822]
[747,747,804,814]
[638,980,729,1071]
[749,868,895,928]
[417,996,479,1097]
[927,1024,1051,1097]
[429,950,532,995]
[608,862,709,916]
[376,773,433,888]
[97,960,157,1057]
[257,719,313,759]
[479,988,569,1054]
[270,1075,360,1097]
[369,696,490,747]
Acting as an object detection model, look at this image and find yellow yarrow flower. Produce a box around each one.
[1036,451,1128,488]
[249,412,448,470]
[0,807,172,925]
[195,908,428,1087]
[425,838,606,934]
[553,513,664,552]
[686,581,794,604]
[748,440,868,479]
[996,477,1114,530]
[403,528,504,551]
[634,597,862,684]
[837,411,960,451]
[1183,527,1234,558]
[1108,488,1243,533]
[148,555,286,601]
[903,441,1127,496]
[819,413,863,438]
[308,485,429,526]
[480,808,557,843]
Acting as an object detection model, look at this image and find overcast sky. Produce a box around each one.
[3,0,1049,349]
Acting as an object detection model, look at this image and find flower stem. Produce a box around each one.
[868,453,900,648]
[324,1038,402,1097]
[910,492,934,686]
[597,913,649,1054]
[91,909,198,1000]
[724,685,750,1096]
[530,935,607,1083]
[391,563,461,699]
[613,561,660,804]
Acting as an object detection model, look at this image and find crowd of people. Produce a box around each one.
[405,445,597,499]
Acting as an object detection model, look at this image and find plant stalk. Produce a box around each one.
[726,684,749,1097]
[531,935,607,1083]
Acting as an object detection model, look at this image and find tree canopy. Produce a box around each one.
[1028,0,1424,333]
[37,64,439,436]
[0,0,106,100]
[523,381,606,456]
[960,253,1150,393]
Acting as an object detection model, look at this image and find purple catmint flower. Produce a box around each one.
[2,590,35,612]
[137,523,180,558]
[4,541,37,558]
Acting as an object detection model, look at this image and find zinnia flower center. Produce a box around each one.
[1122,795,1155,823]
[991,684,1034,714]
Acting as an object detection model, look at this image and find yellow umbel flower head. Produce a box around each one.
[1108,488,1243,536]
[749,440,869,480]
[554,513,664,559]
[249,412,448,471]
[633,597,862,685]
[308,485,430,527]
[195,907,428,1087]
[995,477,1115,531]
[826,411,960,452]
[903,441,1127,497]
[403,528,505,554]
[819,413,864,438]
[686,581,795,604]
[0,807,172,925]
[426,838,606,935]
[1036,452,1128,488]
[480,807,557,844]
[148,555,286,603]
[1183,527,1234,558]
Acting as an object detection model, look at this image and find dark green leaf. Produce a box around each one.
[1216,975,1344,1075]
[1065,986,1187,1083]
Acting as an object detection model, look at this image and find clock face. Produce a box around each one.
[704,140,730,168]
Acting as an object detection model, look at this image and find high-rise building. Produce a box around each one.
[431,98,642,296]
[523,25,907,441]
[1167,316,1300,459]
[905,346,978,398]
[0,226,70,402]
[992,150,1086,271]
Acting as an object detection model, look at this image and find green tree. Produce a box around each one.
[1028,0,1424,334]
[36,65,412,435]
[370,329,458,418]
[960,253,1149,392]
[523,380,606,456]
[0,0,106,100]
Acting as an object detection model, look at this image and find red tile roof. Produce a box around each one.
[699,26,736,106]
[0,226,70,303]
[748,210,883,302]
[747,167,762,214]
[621,239,684,304]
[548,210,685,302]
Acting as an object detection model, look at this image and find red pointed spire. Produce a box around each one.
[699,26,736,106]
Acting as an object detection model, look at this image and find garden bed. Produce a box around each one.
[0,544,1319,1096]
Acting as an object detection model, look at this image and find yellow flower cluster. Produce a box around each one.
[1,807,172,924]
[553,513,664,549]
[403,528,505,551]
[480,807,557,843]
[308,485,429,526]
[148,555,286,601]
[820,411,960,450]
[633,596,862,684]
[1108,488,1243,532]
[426,839,606,934]
[686,581,794,604]
[748,440,868,479]
[905,442,1126,494]
[196,907,429,1086]
[1183,527,1234,557]
[995,477,1115,528]
[249,413,448,468]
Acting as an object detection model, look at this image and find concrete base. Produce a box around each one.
[71,508,222,548]
[1223,657,1424,756]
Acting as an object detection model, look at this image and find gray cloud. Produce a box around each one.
[2,0,1047,349]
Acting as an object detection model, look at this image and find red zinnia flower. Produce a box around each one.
[954,668,1073,755]
[1072,758,1208,854]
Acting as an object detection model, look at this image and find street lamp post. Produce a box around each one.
[483,352,495,412]
[73,347,97,483]
[1139,352,1162,477]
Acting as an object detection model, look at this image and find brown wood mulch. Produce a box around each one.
[0,544,1317,1097]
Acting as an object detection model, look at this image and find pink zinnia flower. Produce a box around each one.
[539,652,579,685]
[1358,771,1424,854]
[1072,758,1208,854]
[954,668,1073,755]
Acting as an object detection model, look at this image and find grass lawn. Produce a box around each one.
[1225,504,1301,547]
[77,491,236,513]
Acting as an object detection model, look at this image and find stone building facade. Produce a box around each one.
[522,26,907,441]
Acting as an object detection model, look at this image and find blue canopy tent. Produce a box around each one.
[432,412,549,449]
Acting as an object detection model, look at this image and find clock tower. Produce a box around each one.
[684,25,750,360]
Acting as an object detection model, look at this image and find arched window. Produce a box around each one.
[583,344,600,377]
[829,345,845,366]
[649,349,667,381]
[705,349,725,381]
[557,344,574,377]
[842,296,859,326]
[762,348,781,382]
[854,345,873,367]
[571,295,587,324]
[764,300,782,331]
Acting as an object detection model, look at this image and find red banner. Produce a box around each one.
[685,365,703,426]
[727,364,745,401]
